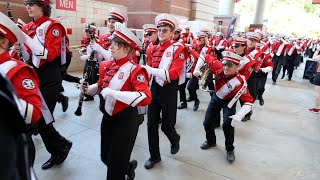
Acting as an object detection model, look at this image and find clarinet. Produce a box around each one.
[74,26,97,116]
[6,1,24,62]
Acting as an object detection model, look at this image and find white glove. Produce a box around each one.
[230,114,242,127]
[90,42,103,53]
[260,66,273,73]
[20,44,30,62]
[229,104,252,127]
[317,44,320,51]
[100,87,116,99]
[142,65,152,74]
[193,55,205,77]
[80,55,90,61]
[186,72,192,78]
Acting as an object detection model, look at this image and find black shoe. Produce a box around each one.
[186,97,194,102]
[55,140,72,165]
[177,102,187,109]
[226,150,235,162]
[281,75,284,79]
[84,96,94,101]
[41,155,57,170]
[126,160,138,180]
[171,135,180,154]
[200,141,216,150]
[288,78,291,81]
[61,96,69,112]
[272,81,276,85]
[144,158,161,169]
[241,115,251,122]
[193,100,200,111]
[259,97,264,106]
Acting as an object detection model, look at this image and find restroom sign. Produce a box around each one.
[56,0,76,11]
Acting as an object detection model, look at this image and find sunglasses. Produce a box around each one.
[233,44,242,48]
[222,60,237,68]
[24,2,35,6]
[157,28,169,34]
[145,32,154,36]
[249,38,258,42]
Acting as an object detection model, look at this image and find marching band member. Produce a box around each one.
[271,36,289,85]
[100,8,128,51]
[143,13,186,169]
[213,32,227,60]
[181,26,194,44]
[81,22,151,180]
[79,23,101,101]
[0,12,42,166]
[20,0,72,170]
[143,24,159,63]
[193,51,253,162]
[254,43,274,106]
[282,38,301,80]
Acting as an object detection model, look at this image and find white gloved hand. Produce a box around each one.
[193,69,200,77]
[230,114,242,127]
[80,55,90,61]
[317,44,320,51]
[186,72,192,79]
[90,42,103,53]
[260,66,273,73]
[142,65,152,74]
[100,87,116,99]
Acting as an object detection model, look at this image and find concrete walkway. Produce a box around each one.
[33,60,320,180]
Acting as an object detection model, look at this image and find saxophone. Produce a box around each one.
[199,63,210,91]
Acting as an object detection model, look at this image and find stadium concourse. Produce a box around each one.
[32,59,320,180]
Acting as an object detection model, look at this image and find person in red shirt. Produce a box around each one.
[18,0,72,170]
[193,51,253,162]
[0,12,42,166]
[142,13,186,169]
[81,22,151,180]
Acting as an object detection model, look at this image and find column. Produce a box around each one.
[253,0,266,24]
[218,0,235,17]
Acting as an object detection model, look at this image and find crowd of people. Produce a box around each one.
[1,0,319,180]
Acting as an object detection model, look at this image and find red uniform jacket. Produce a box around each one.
[0,52,41,123]
[22,15,65,67]
[146,40,186,86]
[97,56,151,115]
[256,53,274,73]
[203,54,253,103]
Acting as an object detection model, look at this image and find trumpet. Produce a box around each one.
[69,45,84,50]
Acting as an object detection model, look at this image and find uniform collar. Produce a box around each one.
[33,15,48,27]
[0,52,12,65]
[159,40,172,49]
[114,55,130,66]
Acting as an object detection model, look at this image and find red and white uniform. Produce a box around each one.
[146,40,186,86]
[100,33,112,50]
[146,40,159,65]
[181,32,194,44]
[214,39,227,51]
[97,56,151,115]
[256,53,274,73]
[192,44,214,57]
[22,15,66,67]
[186,48,199,77]
[0,52,41,124]
[271,40,287,56]
[285,42,301,56]
[203,54,253,104]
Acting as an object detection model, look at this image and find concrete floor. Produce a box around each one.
[33,61,320,180]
